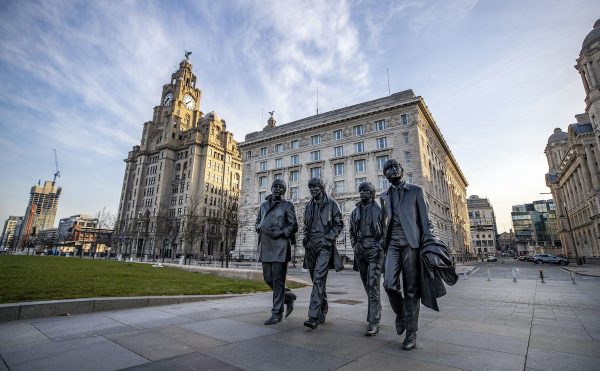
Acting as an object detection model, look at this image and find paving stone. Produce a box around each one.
[338,351,463,370]
[267,325,387,360]
[531,323,593,341]
[154,326,226,350]
[529,334,600,358]
[203,336,351,371]
[31,313,135,341]
[427,317,530,339]
[1,335,148,371]
[181,318,279,342]
[418,326,528,355]
[105,329,196,361]
[525,348,600,371]
[0,321,50,348]
[121,351,242,370]
[104,309,189,329]
[379,338,525,370]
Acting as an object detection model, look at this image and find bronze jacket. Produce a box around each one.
[256,195,298,262]
[380,182,435,250]
[349,200,384,248]
[303,193,344,271]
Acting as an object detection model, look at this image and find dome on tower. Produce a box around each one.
[205,111,221,122]
[547,128,568,146]
[581,18,600,55]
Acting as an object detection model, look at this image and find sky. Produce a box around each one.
[0,0,598,233]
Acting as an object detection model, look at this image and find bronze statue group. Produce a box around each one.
[255,159,458,350]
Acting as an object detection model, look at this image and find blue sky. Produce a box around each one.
[0,0,598,232]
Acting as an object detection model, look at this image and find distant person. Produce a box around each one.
[302,178,344,329]
[255,179,298,325]
[349,181,384,336]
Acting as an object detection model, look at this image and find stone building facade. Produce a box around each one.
[237,90,470,261]
[467,195,498,256]
[545,19,600,261]
[115,58,242,260]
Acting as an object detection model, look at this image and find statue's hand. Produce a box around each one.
[265,228,283,239]
[353,242,364,254]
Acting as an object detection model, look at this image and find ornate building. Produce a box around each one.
[545,19,600,262]
[237,90,470,261]
[115,57,243,260]
[467,195,498,256]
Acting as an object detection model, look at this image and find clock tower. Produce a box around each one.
[115,55,243,262]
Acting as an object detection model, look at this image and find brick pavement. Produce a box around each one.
[1,268,599,371]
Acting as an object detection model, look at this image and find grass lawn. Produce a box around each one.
[0,256,274,303]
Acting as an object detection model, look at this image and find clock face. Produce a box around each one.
[183,94,195,110]
[163,92,173,107]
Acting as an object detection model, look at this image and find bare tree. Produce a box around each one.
[182,200,204,265]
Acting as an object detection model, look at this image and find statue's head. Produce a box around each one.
[383,159,403,183]
[358,181,376,202]
[271,179,286,199]
[308,178,325,199]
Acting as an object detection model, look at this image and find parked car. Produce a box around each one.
[526,256,535,262]
[486,255,497,262]
[532,254,569,265]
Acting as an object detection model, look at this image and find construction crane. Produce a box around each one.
[52,148,60,186]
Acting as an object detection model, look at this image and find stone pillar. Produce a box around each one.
[580,70,591,94]
[586,145,600,190]
[588,62,599,89]
[584,63,598,90]
[577,162,591,198]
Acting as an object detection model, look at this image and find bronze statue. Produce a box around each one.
[302,178,344,329]
[380,159,436,350]
[184,50,192,60]
[255,179,298,325]
[349,181,384,336]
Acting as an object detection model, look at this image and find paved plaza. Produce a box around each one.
[1,264,599,371]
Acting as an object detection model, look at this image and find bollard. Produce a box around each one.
[570,271,576,285]
[487,269,491,281]
[539,269,545,283]
[512,267,518,282]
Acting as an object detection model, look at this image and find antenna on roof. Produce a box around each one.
[387,68,391,96]
[316,85,319,115]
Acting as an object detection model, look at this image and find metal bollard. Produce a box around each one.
[539,269,545,283]
[570,271,576,285]
[487,269,491,281]
[512,267,518,282]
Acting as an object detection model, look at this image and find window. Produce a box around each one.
[401,114,409,126]
[290,154,299,165]
[290,187,299,201]
[353,125,364,136]
[404,151,412,164]
[274,173,283,180]
[333,129,342,140]
[260,147,267,156]
[310,167,321,179]
[335,180,345,194]
[290,170,299,183]
[334,146,343,157]
[259,176,267,188]
[311,150,321,161]
[376,137,387,149]
[377,155,389,170]
[378,175,389,189]
[311,135,321,145]
[291,139,300,149]
[354,142,364,153]
[246,151,251,160]
[355,159,366,173]
[275,158,283,168]
[259,191,266,203]
[334,163,344,176]
[259,161,267,171]
[407,173,414,183]
[402,132,409,144]
[375,119,387,131]
[355,177,367,191]
[275,143,284,153]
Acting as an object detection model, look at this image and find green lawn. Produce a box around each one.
[0,256,272,303]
